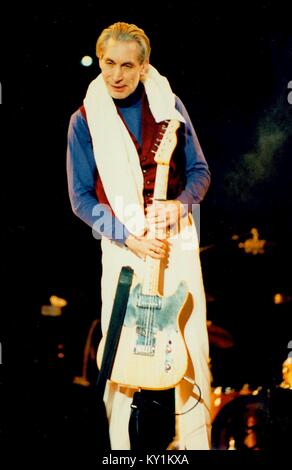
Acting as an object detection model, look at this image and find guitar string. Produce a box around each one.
[144,125,169,350]
[149,261,156,348]
[143,120,171,352]
[145,260,154,349]
[143,258,150,349]
[144,256,153,346]
[143,258,149,348]
[142,257,151,350]
[147,259,158,350]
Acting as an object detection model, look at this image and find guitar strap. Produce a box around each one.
[96,266,134,398]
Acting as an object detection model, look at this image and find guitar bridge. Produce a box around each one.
[134,344,155,356]
[133,325,157,356]
[133,292,162,356]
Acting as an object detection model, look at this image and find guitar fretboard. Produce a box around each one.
[143,119,180,296]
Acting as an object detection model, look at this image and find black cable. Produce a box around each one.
[151,382,202,416]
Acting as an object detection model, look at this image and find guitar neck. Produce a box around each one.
[142,119,180,297]
[143,163,170,296]
[153,164,170,201]
[142,257,161,295]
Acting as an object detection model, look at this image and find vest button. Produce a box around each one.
[142,156,147,161]
[146,180,151,185]
[142,169,147,174]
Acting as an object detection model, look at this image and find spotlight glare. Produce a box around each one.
[81,55,93,67]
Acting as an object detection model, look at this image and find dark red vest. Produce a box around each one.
[79,92,185,211]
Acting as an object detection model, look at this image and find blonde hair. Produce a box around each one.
[96,22,151,64]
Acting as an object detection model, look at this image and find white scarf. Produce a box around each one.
[84,65,186,236]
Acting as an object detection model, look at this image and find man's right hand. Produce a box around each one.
[124,234,169,261]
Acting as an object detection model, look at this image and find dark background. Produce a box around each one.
[1,0,291,461]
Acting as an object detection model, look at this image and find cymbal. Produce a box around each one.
[207,321,234,348]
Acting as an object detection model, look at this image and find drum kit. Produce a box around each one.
[200,229,292,450]
[207,319,292,450]
[73,300,291,451]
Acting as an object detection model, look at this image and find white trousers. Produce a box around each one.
[100,216,211,450]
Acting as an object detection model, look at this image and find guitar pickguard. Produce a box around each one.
[123,281,188,359]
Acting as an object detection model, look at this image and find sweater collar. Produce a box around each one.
[113,81,144,108]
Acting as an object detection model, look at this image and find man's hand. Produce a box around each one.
[124,233,169,260]
[145,200,186,236]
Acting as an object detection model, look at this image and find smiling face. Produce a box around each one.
[99,38,149,99]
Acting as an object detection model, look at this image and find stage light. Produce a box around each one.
[50,295,67,307]
[41,305,62,317]
[274,293,284,304]
[81,55,93,67]
[40,295,67,317]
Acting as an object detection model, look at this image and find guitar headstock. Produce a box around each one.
[154,119,180,165]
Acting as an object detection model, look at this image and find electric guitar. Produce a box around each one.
[97,119,191,390]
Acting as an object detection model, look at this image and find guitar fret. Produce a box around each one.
[143,257,160,295]
[153,165,170,200]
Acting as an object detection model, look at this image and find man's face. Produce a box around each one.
[99,38,148,99]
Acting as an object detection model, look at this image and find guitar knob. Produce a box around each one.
[165,363,172,372]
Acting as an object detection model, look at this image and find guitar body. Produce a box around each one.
[97,280,190,390]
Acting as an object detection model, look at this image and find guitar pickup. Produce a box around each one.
[137,294,162,309]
